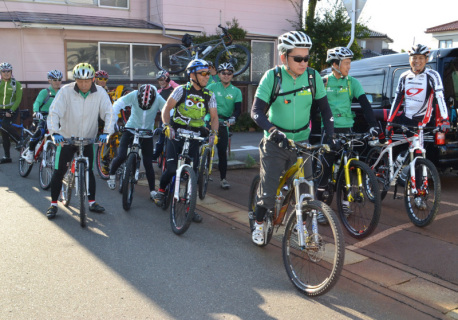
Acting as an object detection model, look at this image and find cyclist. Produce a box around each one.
[107,84,166,200]
[152,70,179,160]
[316,47,381,209]
[386,44,450,135]
[0,62,23,164]
[153,59,219,223]
[45,63,115,219]
[207,62,242,189]
[23,69,63,163]
[250,31,335,245]
[95,70,109,91]
[206,61,220,86]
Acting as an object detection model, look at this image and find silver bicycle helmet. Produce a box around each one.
[73,63,95,79]
[277,31,312,54]
[217,62,235,73]
[48,69,63,80]
[0,62,13,71]
[409,44,430,57]
[326,47,354,63]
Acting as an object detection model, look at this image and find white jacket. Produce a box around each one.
[47,82,115,138]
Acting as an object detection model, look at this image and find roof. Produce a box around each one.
[364,29,394,43]
[0,11,192,33]
[426,20,458,33]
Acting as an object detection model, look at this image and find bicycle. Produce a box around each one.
[120,127,153,211]
[19,115,56,190]
[58,137,96,228]
[366,123,441,227]
[96,130,121,180]
[313,133,381,239]
[248,141,345,296]
[161,130,205,235]
[197,136,215,200]
[0,110,33,168]
[154,24,250,76]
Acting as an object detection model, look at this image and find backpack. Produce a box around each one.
[38,88,55,111]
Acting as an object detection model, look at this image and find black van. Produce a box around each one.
[314,47,458,170]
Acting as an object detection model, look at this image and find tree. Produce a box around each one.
[289,0,370,71]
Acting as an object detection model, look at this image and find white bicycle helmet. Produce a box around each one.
[409,44,430,57]
[326,47,354,63]
[0,62,13,71]
[277,31,312,54]
[48,69,63,80]
[73,63,95,79]
[217,62,234,73]
[137,84,156,110]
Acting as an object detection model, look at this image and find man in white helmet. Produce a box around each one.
[249,31,336,246]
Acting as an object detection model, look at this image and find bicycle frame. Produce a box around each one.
[0,111,33,144]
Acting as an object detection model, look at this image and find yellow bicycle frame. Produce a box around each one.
[343,158,363,203]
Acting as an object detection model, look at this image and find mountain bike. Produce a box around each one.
[96,130,121,180]
[153,127,167,173]
[154,24,250,76]
[161,131,205,235]
[366,123,441,227]
[197,137,215,200]
[248,141,345,297]
[313,133,381,239]
[120,127,153,211]
[58,137,96,228]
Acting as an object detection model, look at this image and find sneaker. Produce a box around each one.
[89,202,105,213]
[46,206,58,219]
[220,179,230,189]
[153,190,165,207]
[107,177,116,190]
[0,157,12,164]
[192,212,203,223]
[317,211,329,225]
[252,222,265,245]
[150,190,157,199]
[24,150,34,164]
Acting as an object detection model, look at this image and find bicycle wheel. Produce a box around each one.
[117,162,125,194]
[336,160,381,239]
[197,147,211,200]
[154,44,191,74]
[78,162,87,228]
[170,166,197,235]
[60,168,74,207]
[215,44,250,76]
[18,136,33,177]
[366,147,390,201]
[404,158,441,227]
[96,143,112,180]
[121,154,137,211]
[282,200,344,297]
[39,143,56,190]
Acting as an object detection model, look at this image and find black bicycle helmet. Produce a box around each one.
[137,84,156,110]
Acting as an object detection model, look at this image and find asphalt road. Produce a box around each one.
[0,138,457,319]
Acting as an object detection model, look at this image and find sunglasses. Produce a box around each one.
[51,79,62,82]
[196,71,211,76]
[289,55,310,63]
[1,70,12,73]
[97,77,108,81]
[220,71,233,76]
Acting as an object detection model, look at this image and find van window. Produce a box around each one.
[443,57,458,103]
[351,73,385,105]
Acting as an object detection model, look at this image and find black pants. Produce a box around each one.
[29,119,47,151]
[216,122,229,180]
[0,112,19,158]
[109,131,156,191]
[159,137,200,190]
[317,127,352,189]
[50,144,96,202]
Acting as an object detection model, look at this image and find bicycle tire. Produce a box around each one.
[197,147,211,200]
[282,200,344,297]
[215,44,250,76]
[39,143,56,190]
[117,162,125,194]
[170,166,197,235]
[18,136,33,177]
[96,143,111,180]
[366,147,389,201]
[122,154,137,211]
[60,168,73,207]
[78,162,87,228]
[336,160,381,239]
[404,157,441,227]
[154,44,191,74]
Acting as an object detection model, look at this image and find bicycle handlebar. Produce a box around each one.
[176,131,206,141]
[61,137,97,146]
[387,122,438,133]
[123,127,153,135]
[290,140,330,153]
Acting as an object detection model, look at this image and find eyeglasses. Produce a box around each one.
[51,79,62,82]
[196,71,211,76]
[289,55,310,63]
[1,70,12,73]
[220,71,233,76]
[96,77,108,81]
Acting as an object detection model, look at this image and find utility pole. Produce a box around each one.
[342,0,367,47]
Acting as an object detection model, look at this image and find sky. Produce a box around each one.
[314,0,457,52]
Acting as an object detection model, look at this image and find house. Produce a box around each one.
[425,20,458,49]
[356,29,397,59]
